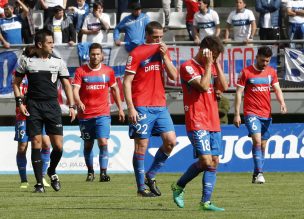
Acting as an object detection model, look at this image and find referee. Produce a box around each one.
[13,29,76,193]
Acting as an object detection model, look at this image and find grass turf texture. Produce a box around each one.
[0,173,303,219]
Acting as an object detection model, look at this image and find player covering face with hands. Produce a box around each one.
[123,21,178,197]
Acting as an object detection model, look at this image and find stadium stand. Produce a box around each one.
[168,11,186,29]
[119,12,131,22]
[105,12,117,29]
[146,11,165,27]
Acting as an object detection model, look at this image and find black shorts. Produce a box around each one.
[26,99,63,137]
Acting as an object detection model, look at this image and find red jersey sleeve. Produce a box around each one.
[73,67,83,87]
[236,70,247,87]
[180,63,201,84]
[125,51,139,74]
[108,68,116,87]
[271,68,279,86]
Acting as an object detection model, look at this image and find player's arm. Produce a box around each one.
[233,86,244,128]
[72,85,85,112]
[160,42,178,81]
[13,75,29,116]
[60,77,76,122]
[123,72,138,124]
[273,83,287,114]
[111,84,125,123]
[190,49,213,92]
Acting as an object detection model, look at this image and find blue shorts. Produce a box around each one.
[187,130,222,158]
[244,115,272,140]
[14,120,28,143]
[79,116,111,140]
[14,120,47,142]
[129,107,175,139]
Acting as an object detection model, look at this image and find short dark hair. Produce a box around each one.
[200,36,224,54]
[89,43,103,54]
[257,46,272,57]
[145,21,163,35]
[93,1,103,9]
[201,0,210,7]
[34,29,53,47]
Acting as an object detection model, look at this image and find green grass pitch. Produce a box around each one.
[0,172,303,219]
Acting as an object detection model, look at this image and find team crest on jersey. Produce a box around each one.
[51,73,58,83]
[185,66,195,75]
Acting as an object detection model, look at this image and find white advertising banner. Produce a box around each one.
[0,126,134,173]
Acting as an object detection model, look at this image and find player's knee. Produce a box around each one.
[198,156,212,168]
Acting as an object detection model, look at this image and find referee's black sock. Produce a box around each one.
[31,148,43,185]
[48,149,63,175]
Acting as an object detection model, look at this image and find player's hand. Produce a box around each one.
[233,114,241,128]
[159,42,168,58]
[77,102,85,112]
[118,109,125,123]
[19,104,30,116]
[128,107,138,124]
[281,104,287,114]
[202,48,213,65]
[69,108,76,122]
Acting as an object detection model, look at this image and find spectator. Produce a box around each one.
[39,0,67,22]
[286,0,304,48]
[216,90,230,124]
[224,0,256,43]
[81,1,110,43]
[117,0,139,22]
[67,0,89,43]
[0,0,29,48]
[44,5,76,45]
[14,0,37,44]
[255,0,281,40]
[193,0,220,45]
[183,0,199,40]
[113,2,149,52]
[162,0,183,28]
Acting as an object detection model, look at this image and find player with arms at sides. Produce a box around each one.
[171,36,227,211]
[233,46,287,184]
[123,21,178,197]
[14,45,51,189]
[13,29,76,193]
[73,43,125,182]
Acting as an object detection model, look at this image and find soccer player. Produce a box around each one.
[13,29,76,193]
[14,46,51,189]
[123,21,178,197]
[233,46,287,184]
[73,43,125,182]
[171,36,227,211]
